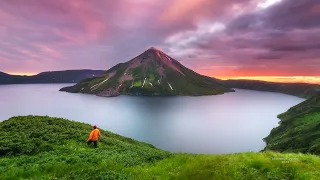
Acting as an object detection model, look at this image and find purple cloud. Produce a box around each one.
[0,0,319,77]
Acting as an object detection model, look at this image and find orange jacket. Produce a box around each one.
[88,129,101,141]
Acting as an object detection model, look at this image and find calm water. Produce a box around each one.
[0,84,305,154]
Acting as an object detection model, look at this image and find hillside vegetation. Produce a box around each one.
[264,95,320,154]
[1,116,320,179]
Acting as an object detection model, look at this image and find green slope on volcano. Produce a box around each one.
[60,47,234,96]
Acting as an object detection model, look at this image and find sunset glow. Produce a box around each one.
[217,76,320,84]
[0,0,319,78]
[6,72,37,76]
[7,71,320,84]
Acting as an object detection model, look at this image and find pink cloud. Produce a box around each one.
[0,0,319,77]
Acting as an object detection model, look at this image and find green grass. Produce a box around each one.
[0,116,170,179]
[1,116,320,179]
[129,152,320,180]
[148,73,155,81]
[133,80,142,87]
[264,95,320,155]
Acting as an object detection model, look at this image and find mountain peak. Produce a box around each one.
[60,48,233,96]
[148,47,161,51]
[146,47,165,55]
[138,46,185,75]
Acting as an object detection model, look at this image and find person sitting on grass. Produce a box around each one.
[87,125,101,148]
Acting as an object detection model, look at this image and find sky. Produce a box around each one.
[0,0,319,83]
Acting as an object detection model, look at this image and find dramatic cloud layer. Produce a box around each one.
[0,0,319,77]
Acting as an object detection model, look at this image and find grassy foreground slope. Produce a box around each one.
[264,95,320,154]
[1,116,320,180]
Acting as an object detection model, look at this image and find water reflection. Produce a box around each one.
[0,84,305,154]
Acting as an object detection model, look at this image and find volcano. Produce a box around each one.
[60,47,234,97]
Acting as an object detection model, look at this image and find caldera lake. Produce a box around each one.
[0,84,305,154]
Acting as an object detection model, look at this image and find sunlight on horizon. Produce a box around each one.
[6,72,37,76]
[4,71,320,84]
[217,76,320,84]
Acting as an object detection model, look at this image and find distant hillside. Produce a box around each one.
[0,70,105,85]
[1,116,320,179]
[264,94,320,154]
[0,72,9,76]
[60,47,234,97]
[221,79,320,98]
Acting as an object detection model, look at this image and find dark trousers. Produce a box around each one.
[87,140,98,148]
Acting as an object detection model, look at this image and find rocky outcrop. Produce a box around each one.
[97,89,120,97]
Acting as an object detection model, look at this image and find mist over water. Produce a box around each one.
[0,84,305,154]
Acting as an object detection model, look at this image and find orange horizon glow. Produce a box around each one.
[6,72,37,76]
[4,71,320,84]
[216,76,320,84]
